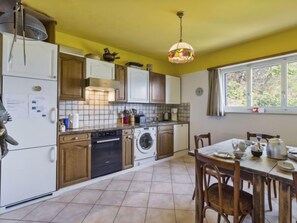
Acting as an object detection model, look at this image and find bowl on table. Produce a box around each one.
[251,146,263,157]
[233,150,246,159]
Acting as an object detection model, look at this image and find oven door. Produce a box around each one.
[91,137,122,178]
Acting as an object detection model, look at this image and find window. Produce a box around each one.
[221,53,297,113]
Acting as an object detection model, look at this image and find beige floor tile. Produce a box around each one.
[106,180,131,191]
[150,182,173,194]
[148,193,174,209]
[0,203,41,220]
[145,208,175,223]
[141,166,154,173]
[171,167,188,175]
[113,172,135,181]
[96,191,126,206]
[82,205,119,223]
[71,189,103,204]
[154,161,170,167]
[171,174,192,184]
[172,183,194,195]
[153,167,170,174]
[23,202,66,222]
[133,173,153,181]
[174,194,195,210]
[85,179,112,190]
[128,181,151,193]
[114,207,146,223]
[122,192,149,207]
[175,210,195,223]
[51,203,93,223]
[152,173,172,183]
[0,220,21,223]
[48,189,81,203]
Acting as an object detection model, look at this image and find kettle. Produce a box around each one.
[266,138,287,160]
[68,113,79,129]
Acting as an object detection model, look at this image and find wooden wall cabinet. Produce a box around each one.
[115,65,127,102]
[59,133,91,188]
[150,72,165,103]
[157,125,174,160]
[59,53,86,101]
[122,129,134,169]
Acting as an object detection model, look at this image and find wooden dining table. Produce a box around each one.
[192,138,297,223]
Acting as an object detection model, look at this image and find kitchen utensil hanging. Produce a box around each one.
[0,1,48,65]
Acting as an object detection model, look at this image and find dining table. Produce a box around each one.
[191,138,297,223]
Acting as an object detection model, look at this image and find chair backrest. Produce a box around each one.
[194,132,211,149]
[195,150,241,222]
[293,172,297,200]
[247,132,280,143]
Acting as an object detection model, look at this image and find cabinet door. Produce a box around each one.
[174,124,189,152]
[59,53,86,101]
[86,58,114,79]
[122,134,134,169]
[157,128,174,160]
[59,140,91,188]
[166,75,181,104]
[1,33,58,80]
[115,65,127,102]
[150,72,165,103]
[127,67,149,103]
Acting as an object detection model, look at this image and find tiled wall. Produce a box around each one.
[59,90,190,127]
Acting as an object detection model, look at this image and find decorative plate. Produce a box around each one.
[277,161,295,172]
[213,152,233,159]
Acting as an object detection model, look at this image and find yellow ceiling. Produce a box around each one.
[22,0,297,62]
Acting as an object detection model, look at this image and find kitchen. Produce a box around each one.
[0,1,297,223]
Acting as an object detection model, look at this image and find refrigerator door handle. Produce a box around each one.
[50,147,56,162]
[49,107,57,124]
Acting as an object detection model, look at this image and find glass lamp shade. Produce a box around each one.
[168,41,195,63]
[0,11,48,41]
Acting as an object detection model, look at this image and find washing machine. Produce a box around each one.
[134,126,157,165]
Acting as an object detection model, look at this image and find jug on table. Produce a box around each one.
[266,138,287,160]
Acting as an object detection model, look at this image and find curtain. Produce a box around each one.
[207,69,225,116]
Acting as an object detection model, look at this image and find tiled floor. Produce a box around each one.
[0,155,296,223]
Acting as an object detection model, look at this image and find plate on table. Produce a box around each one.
[277,161,295,172]
[213,152,233,159]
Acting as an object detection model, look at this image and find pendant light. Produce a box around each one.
[168,11,194,64]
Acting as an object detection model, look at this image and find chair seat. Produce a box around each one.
[207,183,253,216]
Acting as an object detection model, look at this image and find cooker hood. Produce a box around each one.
[85,77,120,92]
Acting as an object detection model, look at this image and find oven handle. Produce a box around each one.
[95,138,121,144]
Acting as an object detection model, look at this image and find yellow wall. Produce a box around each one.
[178,26,297,74]
[56,32,178,76]
[56,27,297,76]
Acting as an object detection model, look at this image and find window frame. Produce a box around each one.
[221,53,297,114]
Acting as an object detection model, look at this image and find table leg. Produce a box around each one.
[253,174,265,223]
[279,182,292,223]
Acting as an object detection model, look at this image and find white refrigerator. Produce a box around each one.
[0,33,58,207]
[1,76,57,207]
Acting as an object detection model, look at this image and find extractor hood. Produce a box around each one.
[85,78,120,92]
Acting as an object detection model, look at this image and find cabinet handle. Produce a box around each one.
[73,137,79,140]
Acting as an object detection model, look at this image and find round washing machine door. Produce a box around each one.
[136,131,155,154]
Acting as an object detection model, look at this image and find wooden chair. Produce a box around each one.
[191,133,229,200]
[247,132,280,211]
[195,151,253,223]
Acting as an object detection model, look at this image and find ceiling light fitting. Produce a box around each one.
[168,11,194,64]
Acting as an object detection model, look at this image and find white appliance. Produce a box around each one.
[174,124,189,152]
[171,108,178,121]
[134,127,157,165]
[68,113,79,129]
[0,34,58,207]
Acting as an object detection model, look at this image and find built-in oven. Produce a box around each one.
[91,129,122,178]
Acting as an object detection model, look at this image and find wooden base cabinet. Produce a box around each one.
[59,133,91,188]
[122,129,134,169]
[157,125,174,160]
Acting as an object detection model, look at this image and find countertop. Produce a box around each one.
[59,121,189,135]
